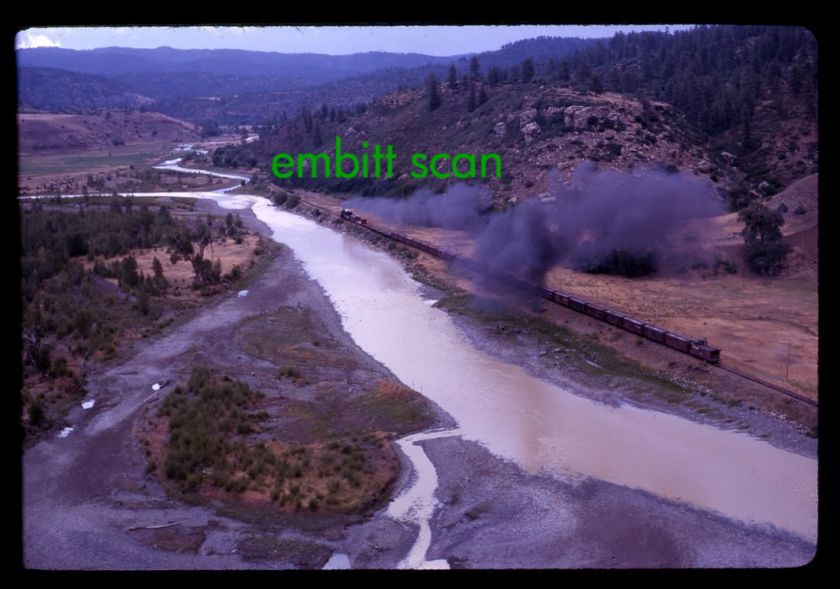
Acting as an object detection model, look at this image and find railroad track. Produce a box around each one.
[716,362,817,407]
[297,199,817,408]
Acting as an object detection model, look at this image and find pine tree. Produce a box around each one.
[740,104,753,153]
[522,58,535,83]
[467,84,476,112]
[427,74,442,111]
[478,85,488,106]
[152,256,169,294]
[448,64,458,90]
[470,56,481,80]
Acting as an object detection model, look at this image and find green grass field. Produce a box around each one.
[19,144,172,176]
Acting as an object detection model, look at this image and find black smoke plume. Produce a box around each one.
[345,185,491,231]
[345,162,723,296]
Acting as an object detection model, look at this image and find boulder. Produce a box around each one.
[519,108,538,126]
[545,106,563,119]
[521,121,542,144]
[493,121,507,137]
[563,105,593,130]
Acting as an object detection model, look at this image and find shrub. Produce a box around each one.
[50,356,68,378]
[577,249,658,277]
[278,366,301,380]
[714,256,738,275]
[284,194,301,210]
[28,399,45,427]
[738,202,791,276]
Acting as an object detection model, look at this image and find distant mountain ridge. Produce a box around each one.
[17,46,461,83]
[16,39,597,119]
[18,67,153,111]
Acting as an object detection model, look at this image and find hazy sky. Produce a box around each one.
[16,25,695,55]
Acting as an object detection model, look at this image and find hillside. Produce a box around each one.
[211,26,817,204]
[218,81,728,204]
[552,26,818,195]
[18,67,154,111]
[18,110,199,154]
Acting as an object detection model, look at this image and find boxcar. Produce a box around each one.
[551,292,568,306]
[585,304,607,320]
[568,297,587,312]
[643,325,667,343]
[623,317,646,335]
[604,310,625,327]
[664,332,692,353]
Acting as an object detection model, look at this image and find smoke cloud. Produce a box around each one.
[345,184,491,231]
[545,161,723,271]
[346,161,724,293]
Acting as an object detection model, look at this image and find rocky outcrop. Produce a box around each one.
[521,121,542,144]
[519,108,538,127]
[563,105,627,130]
[545,106,564,120]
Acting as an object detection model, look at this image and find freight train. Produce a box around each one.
[338,209,721,364]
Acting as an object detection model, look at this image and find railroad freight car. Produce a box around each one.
[664,333,692,353]
[623,317,646,335]
[643,325,667,343]
[334,210,722,364]
[568,297,587,313]
[584,304,607,320]
[604,310,625,327]
[552,291,570,306]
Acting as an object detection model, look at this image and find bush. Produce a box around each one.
[744,241,791,276]
[714,256,738,275]
[50,356,68,378]
[278,366,301,380]
[284,194,301,210]
[738,202,790,276]
[577,249,658,277]
[225,265,243,281]
[28,399,45,427]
